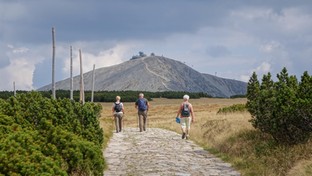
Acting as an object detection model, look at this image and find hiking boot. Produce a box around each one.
[186,135,189,140]
[182,132,186,139]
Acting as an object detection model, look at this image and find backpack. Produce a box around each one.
[137,98,147,111]
[114,102,122,112]
[181,103,190,117]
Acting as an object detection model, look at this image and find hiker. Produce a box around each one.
[176,94,195,139]
[135,93,150,132]
[112,96,125,133]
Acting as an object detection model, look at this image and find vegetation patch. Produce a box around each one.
[112,97,312,175]
[247,68,312,144]
[0,90,211,102]
[0,92,104,175]
[217,104,247,114]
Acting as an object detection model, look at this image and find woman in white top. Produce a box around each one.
[112,96,125,133]
[176,94,195,139]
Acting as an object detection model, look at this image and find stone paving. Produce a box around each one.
[104,128,240,176]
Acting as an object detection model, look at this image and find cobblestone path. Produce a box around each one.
[104,128,240,176]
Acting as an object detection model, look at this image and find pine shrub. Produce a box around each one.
[0,92,104,175]
[246,68,312,144]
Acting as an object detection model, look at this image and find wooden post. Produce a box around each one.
[70,46,73,100]
[91,64,95,102]
[52,27,56,99]
[13,81,16,97]
[79,49,85,105]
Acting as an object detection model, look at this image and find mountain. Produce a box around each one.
[38,56,247,97]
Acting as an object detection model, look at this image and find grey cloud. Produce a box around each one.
[2,0,311,44]
[0,45,10,68]
[0,56,10,69]
[1,0,312,90]
[206,45,231,58]
[0,0,232,43]
[33,54,66,89]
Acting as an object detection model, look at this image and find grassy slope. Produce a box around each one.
[99,109,114,170]
[100,98,312,175]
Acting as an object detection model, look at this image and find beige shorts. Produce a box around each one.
[114,112,123,118]
[180,117,191,129]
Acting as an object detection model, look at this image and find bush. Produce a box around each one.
[217,104,246,114]
[246,68,312,144]
[0,92,104,175]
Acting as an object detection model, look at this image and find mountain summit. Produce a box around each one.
[38,56,247,97]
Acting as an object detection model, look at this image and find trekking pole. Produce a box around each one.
[122,113,125,132]
[147,110,149,131]
[137,112,139,132]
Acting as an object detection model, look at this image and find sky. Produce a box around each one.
[1,0,312,90]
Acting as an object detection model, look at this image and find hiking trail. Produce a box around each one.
[142,58,173,91]
[104,127,240,176]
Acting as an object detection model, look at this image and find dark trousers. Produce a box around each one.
[138,110,147,132]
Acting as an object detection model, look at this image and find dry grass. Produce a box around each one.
[287,160,312,176]
[99,107,114,169]
[100,98,250,141]
[99,98,252,170]
[99,98,312,175]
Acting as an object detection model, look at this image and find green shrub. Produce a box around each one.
[0,92,104,175]
[246,68,312,144]
[217,104,247,114]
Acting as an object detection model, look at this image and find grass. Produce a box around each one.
[99,98,312,175]
[99,109,114,170]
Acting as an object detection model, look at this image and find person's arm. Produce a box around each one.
[190,104,195,122]
[135,100,138,110]
[112,104,115,117]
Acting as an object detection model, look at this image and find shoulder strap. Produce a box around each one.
[183,103,189,109]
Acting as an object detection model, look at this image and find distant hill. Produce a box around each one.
[38,56,247,97]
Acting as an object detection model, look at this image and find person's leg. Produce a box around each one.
[138,111,143,132]
[180,118,187,139]
[118,113,123,132]
[143,111,147,131]
[185,117,191,139]
[114,114,119,133]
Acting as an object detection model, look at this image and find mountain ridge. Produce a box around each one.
[38,56,247,97]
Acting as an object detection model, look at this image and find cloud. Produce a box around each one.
[239,62,271,82]
[0,2,27,22]
[0,44,48,90]
[206,45,231,58]
[260,41,281,53]
[0,57,36,90]
[255,62,271,73]
[278,8,312,33]
[240,75,251,83]
[62,43,135,76]
[1,1,312,90]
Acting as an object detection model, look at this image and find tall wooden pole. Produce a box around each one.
[52,27,56,99]
[70,46,73,100]
[91,64,95,102]
[79,49,85,105]
[13,81,16,97]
